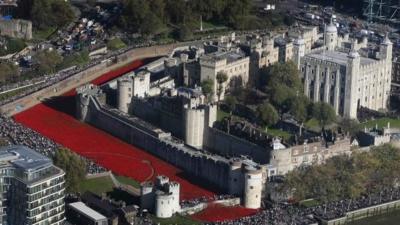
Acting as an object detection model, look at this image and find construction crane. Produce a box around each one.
[363,0,400,24]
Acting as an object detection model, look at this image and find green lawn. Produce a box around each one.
[0,37,26,56]
[299,199,320,208]
[33,27,57,40]
[265,127,292,140]
[115,175,141,188]
[150,215,201,225]
[359,117,400,129]
[107,38,127,50]
[305,118,320,131]
[0,86,33,101]
[217,109,230,121]
[79,176,114,195]
[192,20,226,30]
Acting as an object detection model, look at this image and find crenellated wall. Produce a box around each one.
[81,95,233,192]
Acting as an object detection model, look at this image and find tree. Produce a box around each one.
[288,95,310,123]
[0,62,18,84]
[256,102,279,127]
[261,62,303,113]
[177,25,193,41]
[339,118,360,136]
[201,79,214,100]
[281,145,400,206]
[312,102,336,127]
[30,0,74,30]
[216,71,228,102]
[53,148,86,193]
[224,96,238,114]
[34,50,63,74]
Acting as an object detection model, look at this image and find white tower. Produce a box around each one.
[243,166,263,209]
[324,18,338,51]
[117,78,133,113]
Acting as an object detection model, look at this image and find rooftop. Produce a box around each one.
[69,202,107,221]
[0,145,52,171]
[201,50,246,64]
[307,50,377,66]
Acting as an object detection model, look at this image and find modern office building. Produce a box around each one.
[67,202,108,225]
[0,145,65,225]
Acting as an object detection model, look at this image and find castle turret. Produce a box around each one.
[151,176,181,218]
[243,166,263,209]
[380,33,393,61]
[293,37,305,69]
[228,159,243,195]
[324,18,338,51]
[155,192,174,218]
[344,48,360,118]
[76,84,104,121]
[168,181,181,213]
[183,106,205,149]
[117,78,133,113]
[140,181,155,210]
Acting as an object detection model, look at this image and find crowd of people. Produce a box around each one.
[0,115,107,174]
[206,187,400,225]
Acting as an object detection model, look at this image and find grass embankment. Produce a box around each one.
[359,117,400,129]
[115,175,141,188]
[0,86,34,101]
[265,127,291,140]
[150,215,201,225]
[79,176,114,195]
[107,38,127,50]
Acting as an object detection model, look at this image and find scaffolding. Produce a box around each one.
[363,0,400,24]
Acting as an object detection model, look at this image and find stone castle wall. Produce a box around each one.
[83,96,232,192]
[204,127,270,164]
[0,19,32,40]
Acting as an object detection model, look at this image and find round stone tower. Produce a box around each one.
[183,106,205,149]
[155,192,175,218]
[228,159,243,195]
[243,166,263,209]
[117,78,132,114]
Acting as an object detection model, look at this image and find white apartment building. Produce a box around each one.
[0,146,65,225]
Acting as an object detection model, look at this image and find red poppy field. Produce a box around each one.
[192,203,259,222]
[13,59,216,200]
[13,58,261,222]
